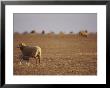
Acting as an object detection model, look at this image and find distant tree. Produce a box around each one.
[69,31,73,34]
[30,30,36,33]
[85,30,88,33]
[41,30,45,34]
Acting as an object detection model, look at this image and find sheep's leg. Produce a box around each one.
[25,56,30,66]
[19,61,22,65]
[26,61,30,66]
[39,58,40,63]
[38,55,40,64]
[35,51,39,65]
[19,55,23,65]
[19,58,22,65]
[35,57,37,65]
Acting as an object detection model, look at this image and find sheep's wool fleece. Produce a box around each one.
[22,46,38,57]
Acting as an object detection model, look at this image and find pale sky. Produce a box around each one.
[14,13,97,34]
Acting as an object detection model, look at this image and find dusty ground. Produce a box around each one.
[13,33,97,75]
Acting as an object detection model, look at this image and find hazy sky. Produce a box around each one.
[14,13,97,34]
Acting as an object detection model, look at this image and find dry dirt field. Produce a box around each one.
[14,33,97,75]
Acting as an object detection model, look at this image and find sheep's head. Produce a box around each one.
[17,43,26,50]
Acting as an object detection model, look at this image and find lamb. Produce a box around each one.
[17,43,41,65]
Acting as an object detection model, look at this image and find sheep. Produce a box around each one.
[17,43,41,65]
[79,31,88,37]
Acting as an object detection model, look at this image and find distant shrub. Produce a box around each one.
[41,30,45,34]
[30,30,36,33]
[85,30,88,33]
[69,31,73,34]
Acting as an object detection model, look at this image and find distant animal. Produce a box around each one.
[17,43,41,65]
[79,30,88,37]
